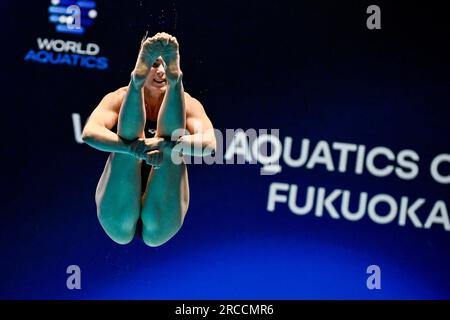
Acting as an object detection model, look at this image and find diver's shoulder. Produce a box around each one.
[184,91,206,115]
[116,86,129,95]
[103,86,128,98]
[98,87,127,111]
[109,86,128,102]
[184,91,201,105]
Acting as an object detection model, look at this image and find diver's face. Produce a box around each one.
[145,57,167,91]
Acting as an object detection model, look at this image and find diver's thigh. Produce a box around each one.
[140,162,189,243]
[95,153,142,244]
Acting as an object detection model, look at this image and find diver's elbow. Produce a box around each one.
[81,127,94,144]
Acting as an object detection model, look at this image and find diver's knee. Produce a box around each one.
[142,223,182,247]
[110,233,134,245]
[98,213,137,245]
[142,232,175,247]
[142,235,167,248]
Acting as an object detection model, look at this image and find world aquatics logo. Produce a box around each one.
[24,0,109,70]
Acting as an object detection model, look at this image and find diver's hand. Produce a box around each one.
[145,150,163,168]
[128,137,165,161]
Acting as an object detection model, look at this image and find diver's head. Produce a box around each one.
[144,56,167,93]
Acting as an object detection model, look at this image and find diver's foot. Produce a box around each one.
[153,32,183,82]
[131,37,161,87]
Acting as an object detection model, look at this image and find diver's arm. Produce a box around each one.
[81,89,136,155]
[172,95,216,157]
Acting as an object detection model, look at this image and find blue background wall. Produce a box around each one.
[1,0,449,299]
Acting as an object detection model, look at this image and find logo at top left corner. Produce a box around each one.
[24,0,109,70]
[48,0,98,35]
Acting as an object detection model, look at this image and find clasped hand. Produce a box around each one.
[129,137,173,168]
